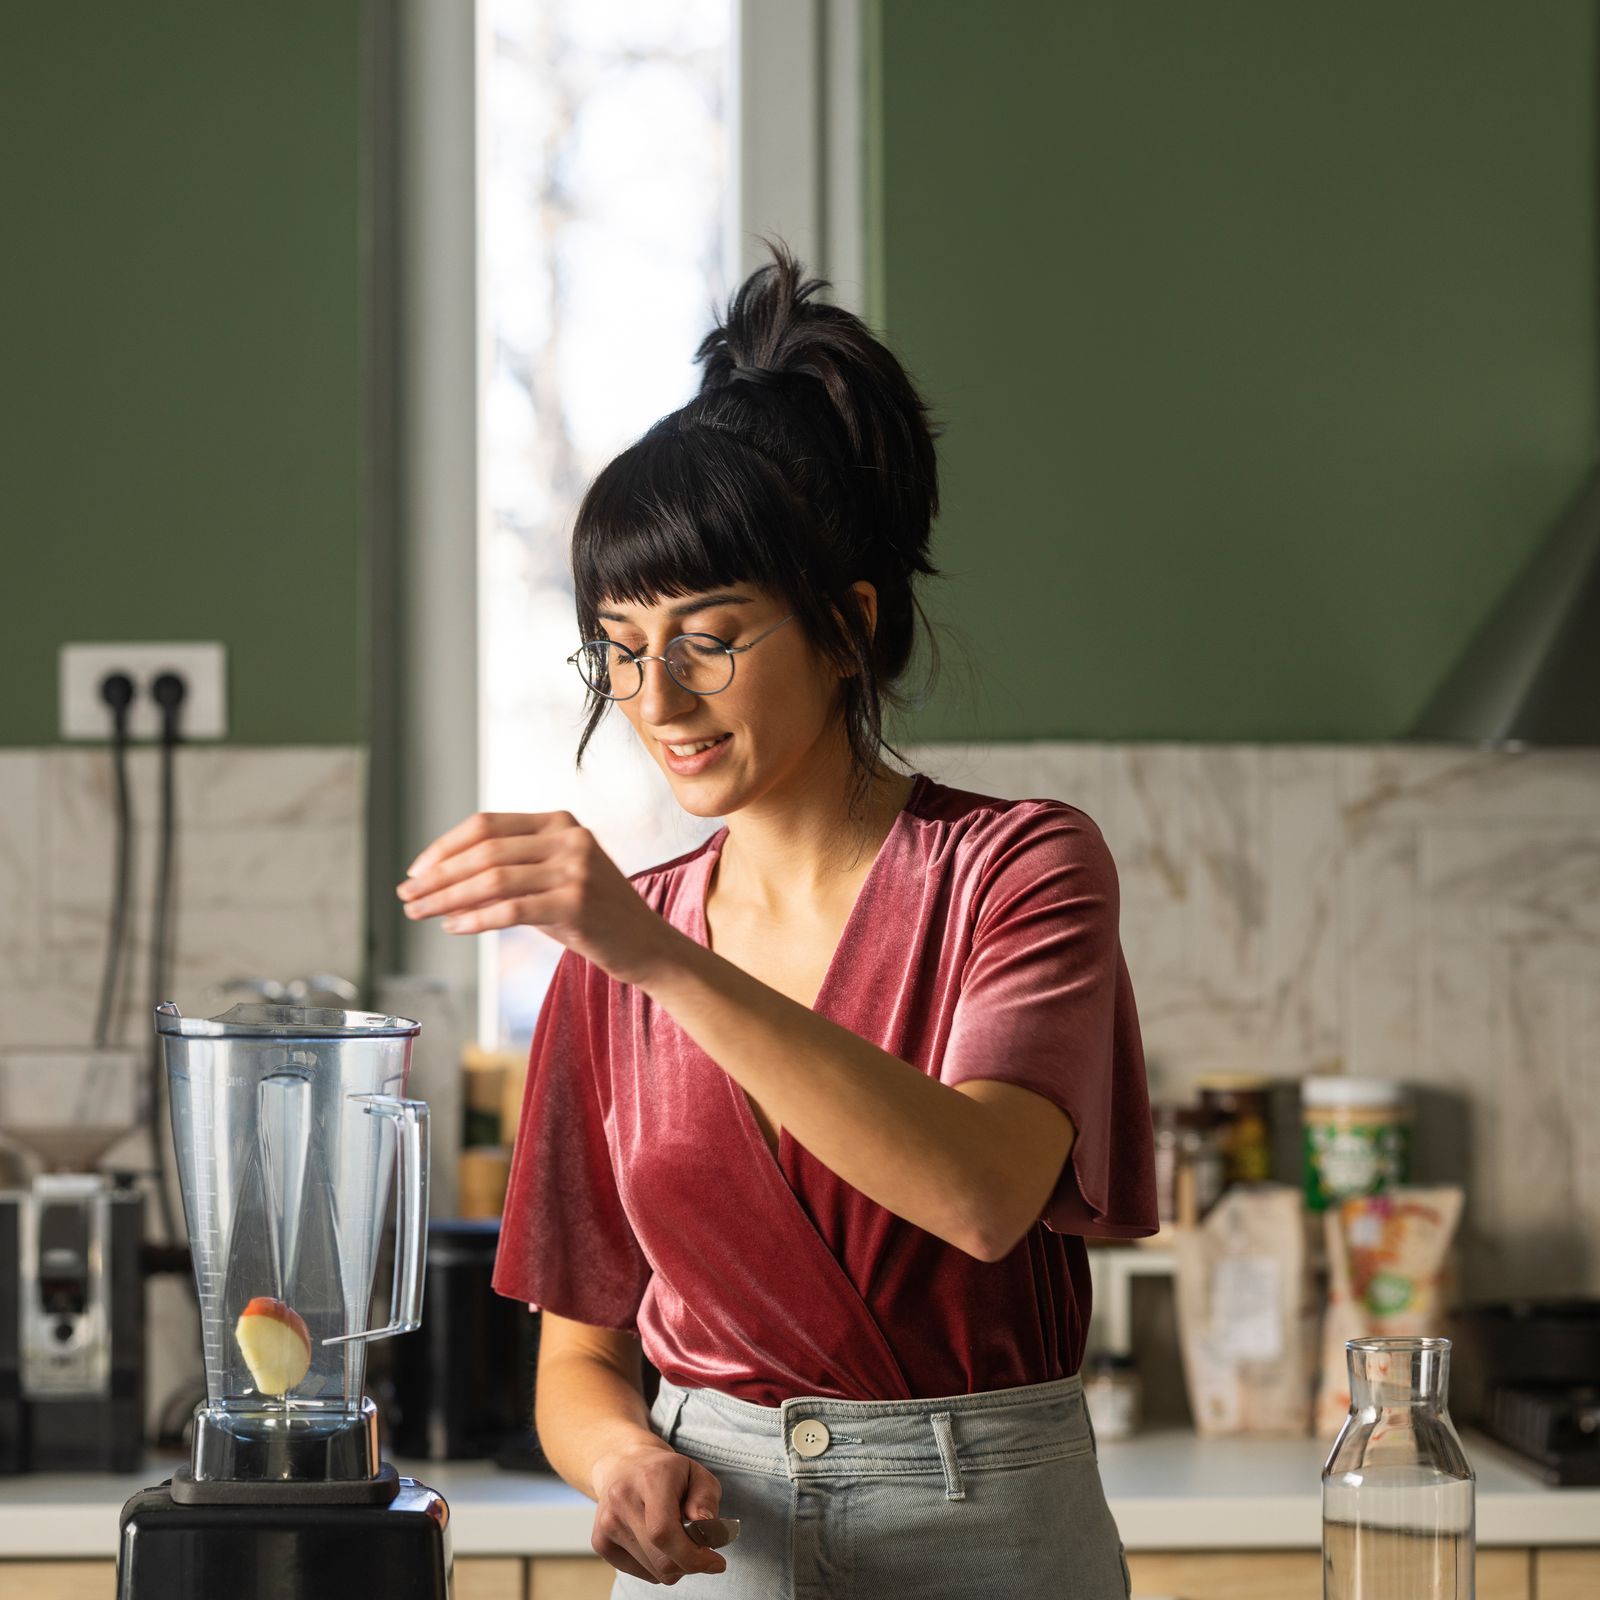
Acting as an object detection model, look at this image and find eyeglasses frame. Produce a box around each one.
[567,611,798,701]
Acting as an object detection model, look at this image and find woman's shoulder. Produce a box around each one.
[905,771,1118,902]
[908,771,1109,853]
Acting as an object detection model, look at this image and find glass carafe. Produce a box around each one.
[1322,1336,1475,1600]
[157,1003,428,1487]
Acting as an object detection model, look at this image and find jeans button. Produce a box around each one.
[789,1419,831,1458]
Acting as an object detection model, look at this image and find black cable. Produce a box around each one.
[93,673,137,1049]
[147,671,187,1249]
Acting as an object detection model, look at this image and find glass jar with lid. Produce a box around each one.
[1302,1076,1411,1211]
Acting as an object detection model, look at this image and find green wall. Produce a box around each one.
[3,2,365,746]
[869,1,1599,741]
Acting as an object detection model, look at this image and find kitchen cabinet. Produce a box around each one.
[527,1558,615,1598]
[1126,1551,1321,1598]
[1125,1548,1532,1600]
[0,1564,114,1600]
[0,1557,532,1599]
[456,1557,525,1600]
[0,1548,1566,1597]
[1536,1548,1600,1600]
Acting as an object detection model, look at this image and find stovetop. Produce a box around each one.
[1481,1383,1600,1486]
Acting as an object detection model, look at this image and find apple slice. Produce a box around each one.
[235,1295,313,1396]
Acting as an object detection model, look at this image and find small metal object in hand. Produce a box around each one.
[682,1517,741,1549]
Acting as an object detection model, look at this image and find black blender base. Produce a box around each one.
[117,1478,450,1600]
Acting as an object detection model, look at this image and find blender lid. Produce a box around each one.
[156,1002,421,1039]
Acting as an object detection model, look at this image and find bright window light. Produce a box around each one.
[481,0,734,1047]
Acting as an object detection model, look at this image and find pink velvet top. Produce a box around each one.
[492,774,1157,1406]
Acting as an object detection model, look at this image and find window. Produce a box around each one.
[480,1,735,1045]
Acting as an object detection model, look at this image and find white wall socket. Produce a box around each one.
[60,642,228,741]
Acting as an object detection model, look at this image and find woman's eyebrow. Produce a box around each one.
[597,593,753,623]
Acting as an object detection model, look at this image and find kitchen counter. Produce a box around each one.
[0,1431,1593,1559]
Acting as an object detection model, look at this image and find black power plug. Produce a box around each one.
[98,670,136,730]
[150,671,188,736]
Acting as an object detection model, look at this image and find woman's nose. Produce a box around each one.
[635,655,696,721]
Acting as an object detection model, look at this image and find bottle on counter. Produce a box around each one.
[1152,1104,1226,1228]
[1197,1073,1274,1185]
[1322,1335,1474,1600]
[1082,1351,1142,1441]
[1301,1075,1410,1211]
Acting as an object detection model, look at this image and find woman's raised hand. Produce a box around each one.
[395,811,685,986]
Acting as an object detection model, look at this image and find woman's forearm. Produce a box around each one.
[635,931,1016,1258]
[535,1350,673,1499]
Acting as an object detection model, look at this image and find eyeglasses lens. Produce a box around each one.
[664,636,733,694]
[576,642,634,698]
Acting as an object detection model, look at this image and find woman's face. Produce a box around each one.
[595,583,849,819]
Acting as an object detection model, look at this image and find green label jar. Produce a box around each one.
[1301,1076,1411,1210]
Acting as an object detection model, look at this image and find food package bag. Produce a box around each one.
[1313,1185,1464,1437]
[1174,1184,1317,1435]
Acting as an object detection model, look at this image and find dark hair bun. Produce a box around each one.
[693,240,940,582]
[569,240,942,810]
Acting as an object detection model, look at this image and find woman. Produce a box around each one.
[397,247,1155,1597]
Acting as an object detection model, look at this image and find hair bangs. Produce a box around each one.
[571,422,815,636]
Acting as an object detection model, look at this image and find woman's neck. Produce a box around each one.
[716,750,916,912]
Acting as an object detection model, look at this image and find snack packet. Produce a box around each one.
[1174,1184,1316,1435]
[1314,1185,1464,1437]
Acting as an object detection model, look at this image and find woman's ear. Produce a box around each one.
[848,580,879,642]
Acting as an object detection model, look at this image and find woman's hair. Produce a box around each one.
[570,240,941,812]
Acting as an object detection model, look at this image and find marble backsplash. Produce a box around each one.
[1,739,1595,1309]
[910,742,1600,1299]
[0,745,367,1051]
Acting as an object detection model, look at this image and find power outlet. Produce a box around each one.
[60,642,228,741]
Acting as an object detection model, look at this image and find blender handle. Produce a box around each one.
[325,1095,430,1346]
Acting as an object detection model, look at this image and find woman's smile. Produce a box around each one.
[659,729,733,775]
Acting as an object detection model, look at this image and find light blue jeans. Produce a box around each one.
[610,1373,1132,1598]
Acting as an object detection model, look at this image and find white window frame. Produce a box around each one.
[378,0,864,1036]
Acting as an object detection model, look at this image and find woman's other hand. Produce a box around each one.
[395,811,684,986]
[590,1441,728,1584]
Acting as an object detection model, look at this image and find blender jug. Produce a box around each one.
[157,1002,429,1494]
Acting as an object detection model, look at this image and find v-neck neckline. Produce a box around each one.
[687,772,927,1171]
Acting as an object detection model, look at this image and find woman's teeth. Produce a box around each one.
[668,735,728,757]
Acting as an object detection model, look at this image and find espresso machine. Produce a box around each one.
[0,1047,147,1472]
[117,1004,450,1600]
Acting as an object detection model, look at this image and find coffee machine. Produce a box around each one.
[0,1047,147,1472]
[117,1004,450,1600]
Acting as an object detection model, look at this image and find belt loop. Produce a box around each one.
[929,1412,965,1501]
[658,1382,690,1448]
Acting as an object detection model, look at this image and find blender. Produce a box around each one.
[117,1004,450,1600]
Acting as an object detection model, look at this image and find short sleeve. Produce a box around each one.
[491,950,653,1328]
[940,808,1158,1240]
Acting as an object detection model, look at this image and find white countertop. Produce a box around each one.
[1,1430,1593,1560]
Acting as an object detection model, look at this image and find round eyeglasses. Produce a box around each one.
[568,613,797,701]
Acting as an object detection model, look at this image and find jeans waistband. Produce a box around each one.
[651,1374,1096,1483]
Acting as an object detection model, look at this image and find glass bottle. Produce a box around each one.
[1322,1336,1475,1600]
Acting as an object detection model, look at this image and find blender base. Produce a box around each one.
[118,1477,450,1600]
[170,1461,402,1506]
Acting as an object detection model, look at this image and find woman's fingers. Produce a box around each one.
[405,809,576,877]
[399,843,577,920]
[594,1516,693,1585]
[594,1537,657,1583]
[424,888,571,935]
